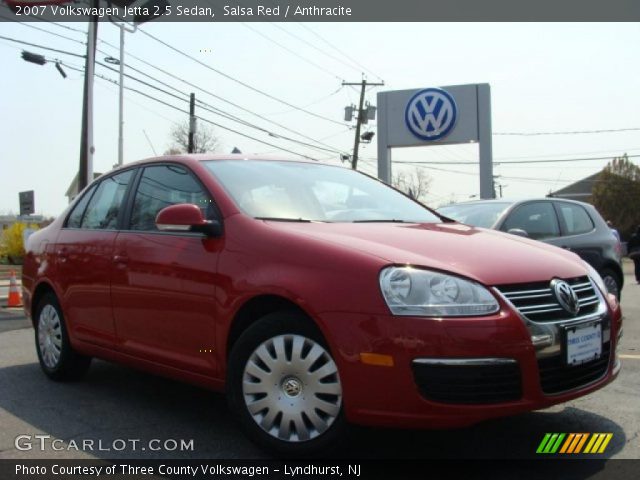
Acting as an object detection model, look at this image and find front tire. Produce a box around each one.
[227,312,345,456]
[35,292,91,381]
[600,268,621,300]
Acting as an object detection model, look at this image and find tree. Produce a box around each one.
[164,120,219,154]
[0,223,39,264]
[392,168,432,203]
[592,154,640,241]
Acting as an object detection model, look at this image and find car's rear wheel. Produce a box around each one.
[227,312,345,456]
[600,268,621,300]
[35,292,91,381]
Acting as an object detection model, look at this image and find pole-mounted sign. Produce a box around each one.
[19,190,35,216]
[377,83,494,199]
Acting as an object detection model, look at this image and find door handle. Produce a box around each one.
[113,255,130,264]
[57,249,68,262]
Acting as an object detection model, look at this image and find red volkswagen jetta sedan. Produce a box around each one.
[23,155,622,455]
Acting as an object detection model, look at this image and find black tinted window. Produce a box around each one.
[80,170,133,230]
[502,202,560,240]
[130,165,212,231]
[66,184,97,228]
[557,203,594,235]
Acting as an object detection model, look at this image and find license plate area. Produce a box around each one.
[563,322,602,366]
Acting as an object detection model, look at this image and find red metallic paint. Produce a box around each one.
[22,155,623,430]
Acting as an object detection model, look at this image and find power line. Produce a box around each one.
[394,154,640,166]
[0,15,87,47]
[239,22,345,82]
[92,32,347,153]
[3,33,346,156]
[297,23,385,82]
[89,69,320,161]
[494,127,640,136]
[495,146,640,161]
[269,23,367,77]
[94,60,343,156]
[136,27,346,126]
[0,34,86,59]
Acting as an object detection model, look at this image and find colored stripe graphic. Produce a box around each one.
[538,433,613,454]
[536,433,566,453]
[536,433,552,453]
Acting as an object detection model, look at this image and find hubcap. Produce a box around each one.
[242,334,342,442]
[38,305,62,369]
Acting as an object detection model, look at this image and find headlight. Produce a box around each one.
[379,266,500,317]
[583,261,607,295]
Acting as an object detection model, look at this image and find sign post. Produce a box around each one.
[377,83,494,199]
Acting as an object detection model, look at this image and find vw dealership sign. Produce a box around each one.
[404,88,458,141]
[377,83,495,199]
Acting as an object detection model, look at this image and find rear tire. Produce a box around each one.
[227,312,346,457]
[34,292,92,381]
[600,268,621,300]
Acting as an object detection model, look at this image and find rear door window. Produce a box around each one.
[557,203,595,236]
[66,184,97,228]
[80,170,134,230]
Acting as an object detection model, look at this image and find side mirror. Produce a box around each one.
[507,228,529,238]
[155,204,222,237]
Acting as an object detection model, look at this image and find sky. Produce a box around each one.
[1,20,639,217]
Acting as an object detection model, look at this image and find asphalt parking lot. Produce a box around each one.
[0,263,638,460]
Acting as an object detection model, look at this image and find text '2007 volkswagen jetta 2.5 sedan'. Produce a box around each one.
[22,155,623,455]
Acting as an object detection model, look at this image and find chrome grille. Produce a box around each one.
[497,277,601,323]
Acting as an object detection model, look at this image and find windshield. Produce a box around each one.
[438,202,511,228]
[204,160,441,223]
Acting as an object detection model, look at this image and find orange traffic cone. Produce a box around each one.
[7,270,22,308]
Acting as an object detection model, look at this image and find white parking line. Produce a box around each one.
[619,354,640,359]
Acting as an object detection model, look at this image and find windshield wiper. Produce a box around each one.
[352,219,411,223]
[255,217,313,222]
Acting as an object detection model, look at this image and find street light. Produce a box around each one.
[21,50,67,78]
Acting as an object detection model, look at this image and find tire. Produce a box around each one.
[227,311,346,457]
[600,268,621,300]
[34,292,92,381]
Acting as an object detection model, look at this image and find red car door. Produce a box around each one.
[111,164,222,376]
[55,170,135,347]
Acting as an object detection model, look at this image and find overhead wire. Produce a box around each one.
[135,27,346,126]
[2,32,347,157]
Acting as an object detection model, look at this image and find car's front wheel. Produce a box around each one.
[600,268,621,300]
[35,292,92,381]
[227,312,345,456]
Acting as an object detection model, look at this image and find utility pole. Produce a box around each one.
[188,93,196,153]
[343,79,384,170]
[78,2,99,192]
[117,25,125,166]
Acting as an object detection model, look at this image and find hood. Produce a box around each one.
[263,221,587,286]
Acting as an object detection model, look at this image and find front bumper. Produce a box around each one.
[317,287,622,429]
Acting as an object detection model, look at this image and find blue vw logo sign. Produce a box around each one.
[404,88,458,141]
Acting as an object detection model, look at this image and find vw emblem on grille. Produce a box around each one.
[550,279,580,316]
[404,88,458,141]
